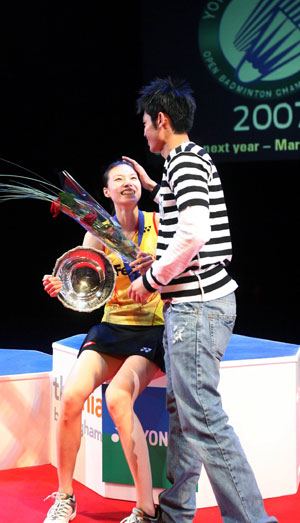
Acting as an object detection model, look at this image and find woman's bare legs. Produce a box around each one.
[56,350,125,495]
[105,356,159,516]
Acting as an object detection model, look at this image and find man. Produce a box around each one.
[127,77,277,522]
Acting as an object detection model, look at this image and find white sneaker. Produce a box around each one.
[43,492,77,522]
[120,507,160,523]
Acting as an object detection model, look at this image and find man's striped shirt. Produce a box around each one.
[143,141,238,302]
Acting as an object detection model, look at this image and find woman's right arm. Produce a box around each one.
[82,231,105,250]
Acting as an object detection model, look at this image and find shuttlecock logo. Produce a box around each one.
[199,0,300,99]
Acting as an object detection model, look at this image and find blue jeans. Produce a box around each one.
[159,294,277,523]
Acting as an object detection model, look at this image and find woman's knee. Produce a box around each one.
[105,385,132,424]
[60,386,86,420]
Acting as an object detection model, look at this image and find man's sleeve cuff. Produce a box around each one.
[142,273,157,293]
[149,184,161,200]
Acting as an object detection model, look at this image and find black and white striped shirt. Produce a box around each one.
[143,141,238,302]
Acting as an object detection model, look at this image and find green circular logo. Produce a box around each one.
[198,0,300,100]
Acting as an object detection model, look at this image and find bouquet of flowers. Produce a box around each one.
[0,168,140,263]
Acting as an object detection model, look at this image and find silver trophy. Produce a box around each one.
[52,246,116,312]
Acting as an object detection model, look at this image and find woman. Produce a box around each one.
[42,160,163,523]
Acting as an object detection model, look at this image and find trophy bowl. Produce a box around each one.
[52,246,116,312]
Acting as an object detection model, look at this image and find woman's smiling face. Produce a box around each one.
[103,163,142,206]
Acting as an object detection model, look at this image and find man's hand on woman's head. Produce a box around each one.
[122,156,156,192]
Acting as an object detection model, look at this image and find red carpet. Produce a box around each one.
[0,464,299,522]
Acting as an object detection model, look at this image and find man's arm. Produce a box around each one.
[143,205,210,291]
[128,205,210,302]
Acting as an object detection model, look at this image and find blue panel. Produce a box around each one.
[54,333,85,350]
[102,383,169,434]
[224,334,300,361]
[52,333,300,362]
[0,349,53,376]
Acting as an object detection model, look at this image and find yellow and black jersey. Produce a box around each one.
[102,211,164,326]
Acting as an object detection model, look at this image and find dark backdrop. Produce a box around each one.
[0,3,299,354]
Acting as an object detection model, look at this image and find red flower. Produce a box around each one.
[80,212,97,226]
[50,198,61,218]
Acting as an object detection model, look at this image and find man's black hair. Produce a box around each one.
[136,77,196,134]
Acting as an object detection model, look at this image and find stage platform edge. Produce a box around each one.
[50,333,300,508]
[0,349,52,470]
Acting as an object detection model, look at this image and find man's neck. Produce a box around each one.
[161,133,190,159]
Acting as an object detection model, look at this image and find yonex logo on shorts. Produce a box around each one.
[140,347,152,353]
